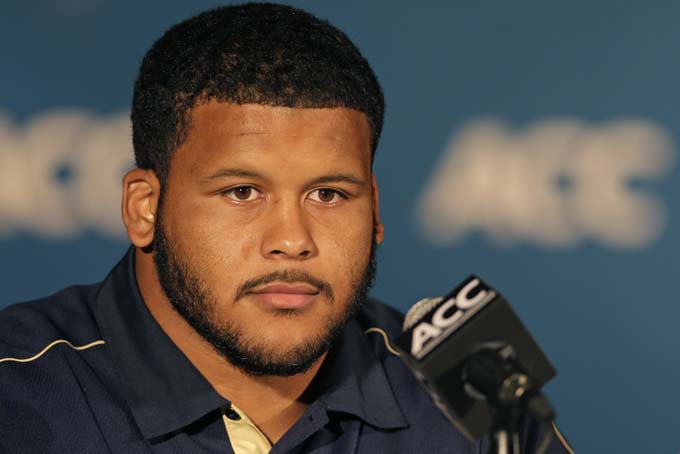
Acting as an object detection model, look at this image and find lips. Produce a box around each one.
[248,283,320,309]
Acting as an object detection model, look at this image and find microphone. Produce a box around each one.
[394,275,557,445]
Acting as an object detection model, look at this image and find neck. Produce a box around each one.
[134,247,324,443]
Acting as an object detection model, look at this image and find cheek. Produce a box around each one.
[319,205,374,275]
[193,214,259,264]
[165,205,252,282]
[172,191,255,240]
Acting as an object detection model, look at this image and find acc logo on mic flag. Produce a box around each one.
[407,278,495,359]
[417,118,675,249]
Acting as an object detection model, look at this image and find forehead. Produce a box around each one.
[172,101,373,175]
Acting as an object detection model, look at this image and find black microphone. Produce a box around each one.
[393,275,557,445]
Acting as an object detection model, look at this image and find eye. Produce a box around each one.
[223,186,261,202]
[308,188,345,204]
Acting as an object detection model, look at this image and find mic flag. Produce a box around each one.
[393,275,556,441]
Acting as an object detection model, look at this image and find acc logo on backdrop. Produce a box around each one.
[417,119,675,249]
[0,109,133,239]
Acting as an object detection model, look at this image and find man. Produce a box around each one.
[0,3,571,453]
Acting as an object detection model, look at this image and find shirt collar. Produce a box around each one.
[93,248,228,439]
[93,247,407,439]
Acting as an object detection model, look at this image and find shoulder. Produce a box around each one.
[353,297,409,362]
[353,298,479,449]
[0,285,126,453]
[0,284,104,362]
[355,297,404,337]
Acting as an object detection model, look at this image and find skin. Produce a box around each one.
[121,101,384,443]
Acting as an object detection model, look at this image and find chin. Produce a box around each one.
[255,325,325,349]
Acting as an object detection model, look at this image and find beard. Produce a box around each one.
[152,212,378,377]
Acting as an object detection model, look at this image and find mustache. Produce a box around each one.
[235,269,334,301]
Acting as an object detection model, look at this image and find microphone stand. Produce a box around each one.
[462,345,554,454]
[489,401,521,454]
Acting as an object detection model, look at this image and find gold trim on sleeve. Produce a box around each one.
[365,327,401,357]
[0,339,106,364]
[552,421,575,453]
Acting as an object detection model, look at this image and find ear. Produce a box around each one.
[122,168,160,248]
[371,173,385,244]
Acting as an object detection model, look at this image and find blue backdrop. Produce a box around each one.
[3,1,679,452]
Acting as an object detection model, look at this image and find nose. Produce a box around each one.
[260,198,318,260]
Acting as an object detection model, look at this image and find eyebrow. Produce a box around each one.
[203,168,365,186]
[308,174,365,186]
[203,168,261,181]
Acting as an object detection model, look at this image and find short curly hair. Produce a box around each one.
[131,2,385,185]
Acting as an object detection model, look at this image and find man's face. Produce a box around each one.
[152,101,382,376]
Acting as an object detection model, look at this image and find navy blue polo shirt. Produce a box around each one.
[0,250,571,453]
